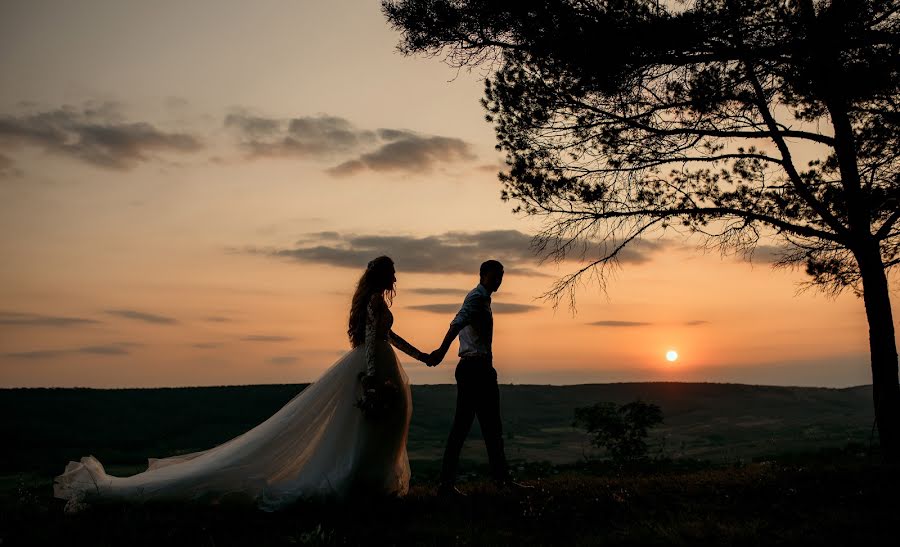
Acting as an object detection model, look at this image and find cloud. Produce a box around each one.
[4,349,71,359]
[408,302,540,314]
[241,230,667,277]
[5,342,133,360]
[243,230,545,275]
[599,238,668,265]
[224,111,475,175]
[327,131,476,176]
[0,311,101,327]
[587,319,709,327]
[267,355,299,365]
[588,320,653,327]
[0,102,202,169]
[741,245,789,264]
[493,303,541,314]
[104,309,178,324]
[225,112,375,158]
[407,287,470,296]
[241,335,293,342]
[293,231,342,245]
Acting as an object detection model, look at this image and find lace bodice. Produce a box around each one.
[365,293,425,376]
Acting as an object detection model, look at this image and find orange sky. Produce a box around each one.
[0,0,895,388]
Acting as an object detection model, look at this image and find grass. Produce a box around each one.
[2,450,898,546]
[0,383,886,544]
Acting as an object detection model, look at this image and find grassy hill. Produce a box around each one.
[0,382,890,545]
[1,382,874,475]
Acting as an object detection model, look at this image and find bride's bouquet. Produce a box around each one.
[356,372,400,419]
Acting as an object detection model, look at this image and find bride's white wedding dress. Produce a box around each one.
[53,294,420,512]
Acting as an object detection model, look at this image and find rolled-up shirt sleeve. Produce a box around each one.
[450,291,483,329]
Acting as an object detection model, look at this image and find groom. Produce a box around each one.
[427,259,528,496]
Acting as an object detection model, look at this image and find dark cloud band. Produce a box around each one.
[240,229,666,276]
[588,319,710,327]
[4,342,133,360]
[225,111,475,175]
[225,112,375,158]
[104,309,178,324]
[327,133,475,176]
[0,102,202,170]
[246,230,541,275]
[0,311,100,327]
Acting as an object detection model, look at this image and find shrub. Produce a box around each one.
[573,400,663,464]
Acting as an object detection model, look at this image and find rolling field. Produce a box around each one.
[0,382,892,545]
[1,382,874,475]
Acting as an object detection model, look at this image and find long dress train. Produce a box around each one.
[53,293,420,512]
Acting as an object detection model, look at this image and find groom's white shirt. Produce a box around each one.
[450,283,493,358]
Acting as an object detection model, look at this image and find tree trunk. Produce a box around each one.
[858,243,900,462]
[825,88,899,461]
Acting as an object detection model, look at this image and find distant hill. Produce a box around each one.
[0,383,873,474]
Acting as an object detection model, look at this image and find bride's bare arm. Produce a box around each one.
[389,330,428,362]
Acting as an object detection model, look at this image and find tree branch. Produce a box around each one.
[567,152,783,174]
[570,96,836,146]
[744,61,852,240]
[539,218,665,308]
[876,209,900,240]
[576,205,841,242]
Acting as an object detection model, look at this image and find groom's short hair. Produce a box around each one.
[480,260,504,277]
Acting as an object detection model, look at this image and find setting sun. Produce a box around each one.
[666,350,679,362]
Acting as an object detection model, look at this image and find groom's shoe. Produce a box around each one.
[436,483,467,498]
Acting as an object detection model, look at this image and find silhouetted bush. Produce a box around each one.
[573,400,663,464]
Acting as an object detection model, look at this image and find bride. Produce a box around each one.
[53,256,430,512]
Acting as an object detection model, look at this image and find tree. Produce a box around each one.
[383,0,900,459]
[573,400,664,464]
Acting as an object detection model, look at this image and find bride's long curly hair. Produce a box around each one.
[348,256,396,348]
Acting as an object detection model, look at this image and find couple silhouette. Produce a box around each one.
[54,256,527,512]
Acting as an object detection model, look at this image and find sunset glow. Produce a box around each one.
[0,0,887,389]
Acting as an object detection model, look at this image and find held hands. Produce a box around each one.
[415,348,444,367]
[425,349,445,367]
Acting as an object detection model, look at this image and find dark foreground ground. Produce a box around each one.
[0,383,888,545]
[3,451,898,546]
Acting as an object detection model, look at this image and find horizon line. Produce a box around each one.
[1,380,873,391]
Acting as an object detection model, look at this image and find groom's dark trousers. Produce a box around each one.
[440,355,509,485]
